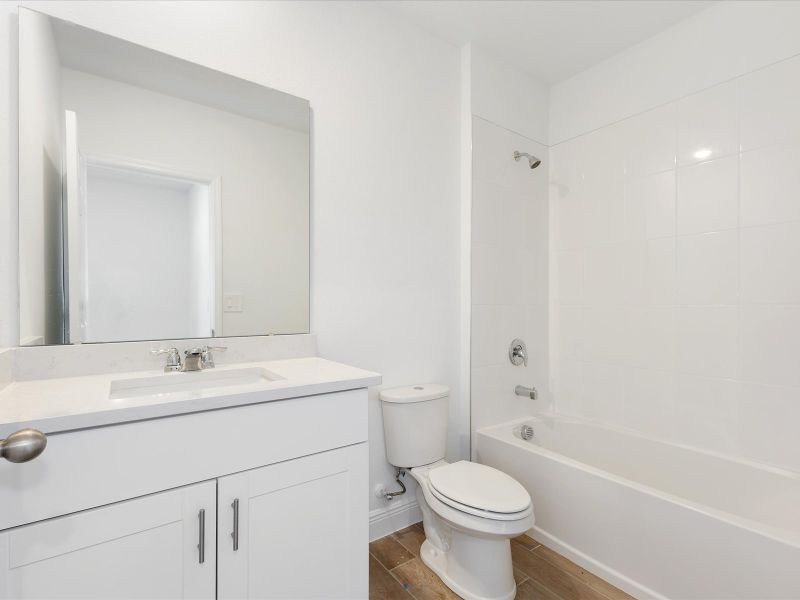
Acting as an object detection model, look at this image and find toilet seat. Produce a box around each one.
[427,461,531,521]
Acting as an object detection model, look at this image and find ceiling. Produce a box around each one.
[383,1,715,83]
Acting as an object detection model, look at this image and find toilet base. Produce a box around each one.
[420,537,517,600]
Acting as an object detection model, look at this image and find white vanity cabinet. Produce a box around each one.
[0,381,373,600]
[218,445,367,599]
[0,481,217,599]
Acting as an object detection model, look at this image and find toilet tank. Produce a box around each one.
[380,384,449,468]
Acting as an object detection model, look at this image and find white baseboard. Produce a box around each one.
[369,499,422,541]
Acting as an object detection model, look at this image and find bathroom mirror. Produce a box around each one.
[17,8,310,345]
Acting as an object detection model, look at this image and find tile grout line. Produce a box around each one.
[387,565,420,600]
[528,545,625,600]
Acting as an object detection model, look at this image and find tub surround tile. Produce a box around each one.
[740,142,800,227]
[676,81,738,166]
[740,221,800,304]
[676,230,738,306]
[739,55,800,151]
[676,155,739,235]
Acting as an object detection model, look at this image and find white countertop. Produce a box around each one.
[0,357,381,436]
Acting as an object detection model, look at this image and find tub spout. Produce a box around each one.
[515,385,537,400]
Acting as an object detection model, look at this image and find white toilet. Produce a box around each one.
[381,384,534,600]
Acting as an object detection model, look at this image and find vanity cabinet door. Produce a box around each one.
[0,480,216,600]
[217,443,368,599]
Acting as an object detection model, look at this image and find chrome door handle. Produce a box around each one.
[198,508,206,564]
[231,498,239,551]
[0,429,47,463]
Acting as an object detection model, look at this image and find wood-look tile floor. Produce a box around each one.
[369,522,634,600]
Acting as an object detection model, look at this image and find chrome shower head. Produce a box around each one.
[513,150,541,170]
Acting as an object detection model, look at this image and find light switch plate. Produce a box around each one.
[223,293,243,313]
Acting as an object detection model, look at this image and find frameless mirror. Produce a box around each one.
[18,8,310,345]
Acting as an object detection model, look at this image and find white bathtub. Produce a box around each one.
[477,415,800,600]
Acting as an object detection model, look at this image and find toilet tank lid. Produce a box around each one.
[380,384,449,403]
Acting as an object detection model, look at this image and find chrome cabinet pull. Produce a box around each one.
[0,429,47,463]
[231,498,239,551]
[198,509,206,564]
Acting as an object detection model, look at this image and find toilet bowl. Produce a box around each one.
[380,385,534,600]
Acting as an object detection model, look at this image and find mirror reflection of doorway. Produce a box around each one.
[80,163,217,342]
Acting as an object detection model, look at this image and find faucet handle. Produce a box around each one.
[201,345,227,368]
[151,348,182,372]
[509,338,528,367]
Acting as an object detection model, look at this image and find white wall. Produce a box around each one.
[61,67,309,337]
[1,1,462,522]
[550,28,800,473]
[470,44,549,145]
[18,8,63,345]
[550,1,800,144]
[470,116,549,453]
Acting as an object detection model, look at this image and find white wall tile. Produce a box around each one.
[740,305,800,387]
[555,305,584,361]
[626,170,676,240]
[677,81,739,166]
[471,304,503,367]
[677,156,739,235]
[675,375,739,454]
[582,307,629,365]
[739,55,800,151]
[472,120,549,437]
[579,362,626,424]
[472,242,500,305]
[624,104,677,177]
[740,222,800,304]
[552,358,583,416]
[471,179,502,244]
[645,237,677,305]
[623,368,676,438]
[550,57,800,474]
[582,174,626,246]
[582,243,637,306]
[738,382,800,471]
[626,307,676,371]
[553,179,585,250]
[676,231,738,306]
[554,250,582,305]
[740,142,800,227]
[676,306,738,379]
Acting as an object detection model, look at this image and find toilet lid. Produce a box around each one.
[428,461,531,514]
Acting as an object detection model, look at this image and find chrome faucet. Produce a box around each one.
[182,346,227,372]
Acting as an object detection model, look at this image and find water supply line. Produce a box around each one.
[381,467,407,501]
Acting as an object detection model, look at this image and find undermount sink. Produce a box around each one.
[109,367,285,400]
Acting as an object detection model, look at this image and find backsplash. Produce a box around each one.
[10,334,318,381]
[550,54,800,473]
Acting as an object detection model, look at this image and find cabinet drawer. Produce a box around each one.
[0,389,367,530]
